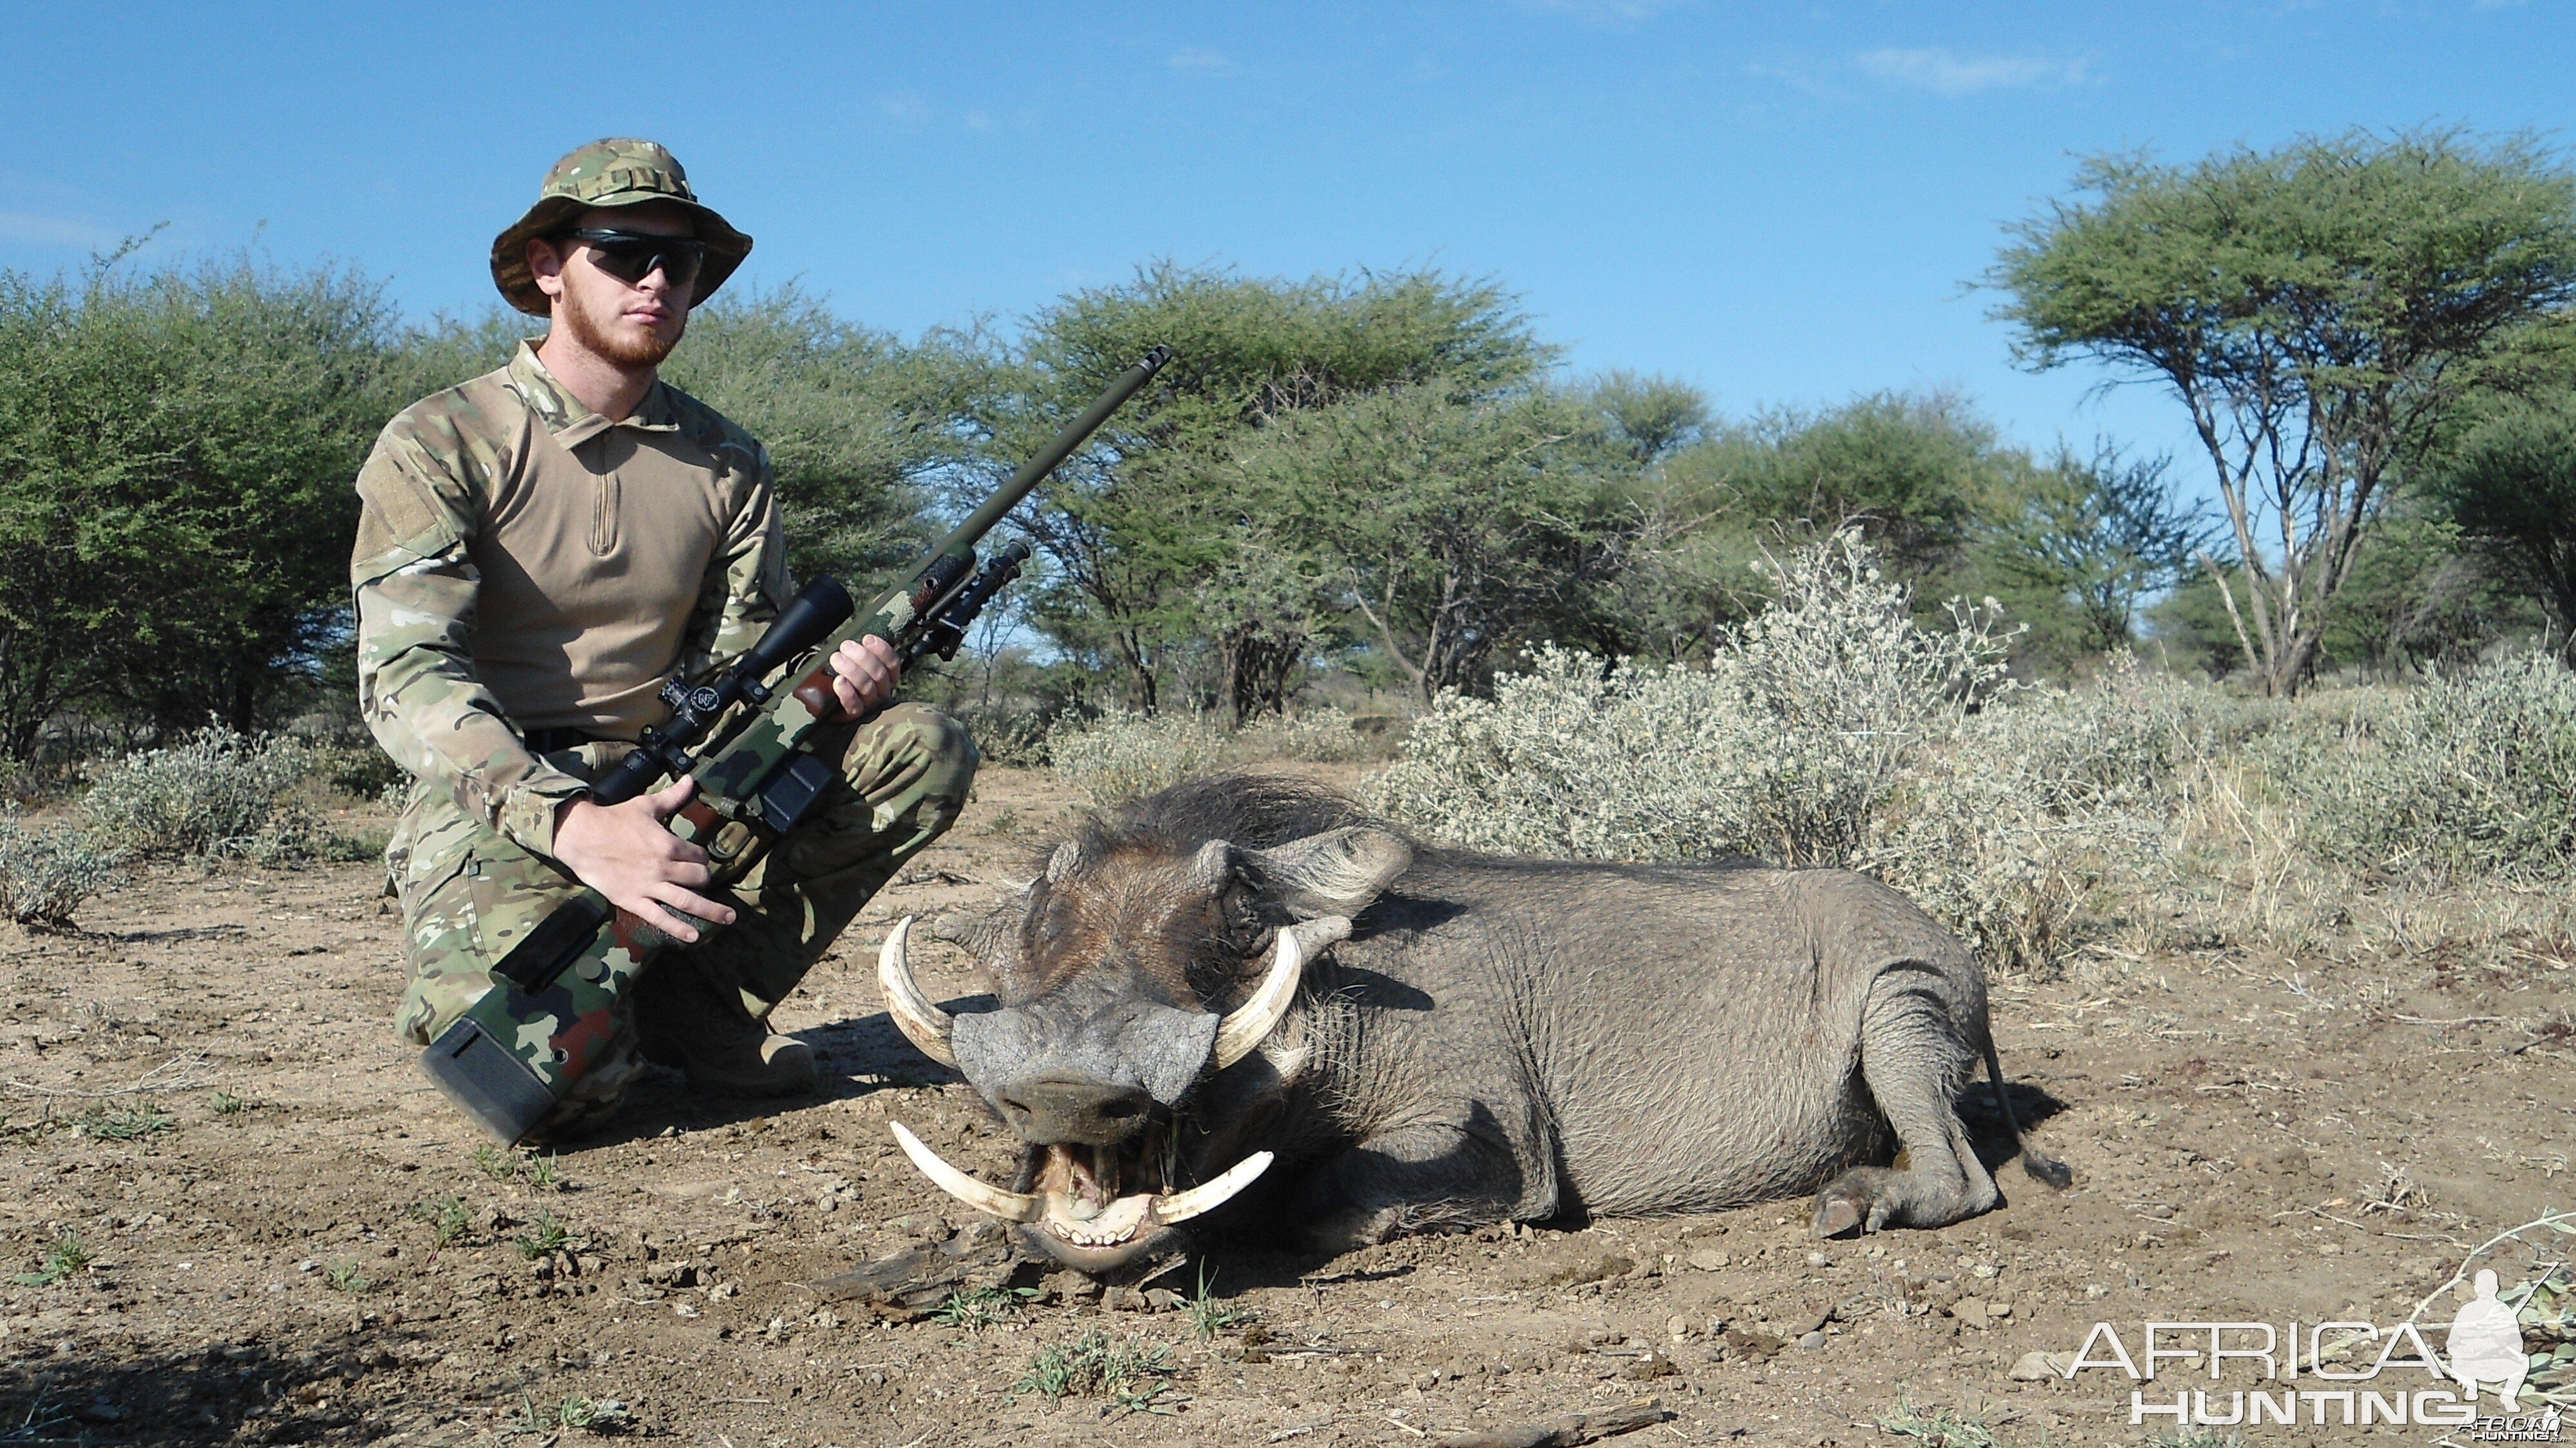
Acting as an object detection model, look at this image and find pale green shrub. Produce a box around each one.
[2264,646,2576,882]
[1862,657,2210,968]
[312,741,406,803]
[1051,706,1378,803]
[1370,531,2017,868]
[1236,706,1373,763]
[1370,535,2193,969]
[0,808,124,926]
[946,700,1054,768]
[80,725,319,860]
[1049,710,1230,804]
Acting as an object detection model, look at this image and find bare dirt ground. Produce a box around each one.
[3,763,2571,1447]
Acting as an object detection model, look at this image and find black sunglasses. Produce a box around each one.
[561,229,708,289]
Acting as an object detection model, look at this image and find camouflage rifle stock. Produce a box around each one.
[420,345,1175,1143]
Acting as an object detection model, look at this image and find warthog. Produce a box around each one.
[877,776,2068,1272]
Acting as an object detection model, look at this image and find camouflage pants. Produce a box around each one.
[388,703,978,1122]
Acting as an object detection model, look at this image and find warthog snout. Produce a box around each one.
[992,1074,1154,1145]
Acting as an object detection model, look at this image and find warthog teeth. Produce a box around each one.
[878,917,959,1068]
[887,1121,1037,1223]
[1212,928,1303,1070]
[886,1124,1274,1246]
[1151,1150,1274,1224]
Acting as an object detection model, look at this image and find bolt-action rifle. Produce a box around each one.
[421,345,1175,1143]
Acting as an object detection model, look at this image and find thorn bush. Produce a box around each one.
[78,724,317,861]
[0,806,124,927]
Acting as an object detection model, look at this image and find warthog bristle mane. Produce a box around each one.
[1038,773,1391,871]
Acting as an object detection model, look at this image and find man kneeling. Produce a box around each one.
[351,138,976,1139]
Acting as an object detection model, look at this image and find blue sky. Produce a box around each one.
[6,1,2571,473]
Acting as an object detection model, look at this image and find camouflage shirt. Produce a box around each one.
[351,341,788,859]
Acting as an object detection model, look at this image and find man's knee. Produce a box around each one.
[390,831,587,1047]
[838,701,978,841]
[871,701,980,793]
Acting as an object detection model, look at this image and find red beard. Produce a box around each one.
[556,282,684,368]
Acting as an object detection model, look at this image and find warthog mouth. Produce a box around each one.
[887,1118,1271,1269]
[875,913,1311,1270]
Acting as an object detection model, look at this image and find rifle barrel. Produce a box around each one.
[932,345,1172,556]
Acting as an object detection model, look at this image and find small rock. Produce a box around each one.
[1667,1314,1693,1341]
[2009,1350,2076,1381]
[1971,1262,2000,1278]
[1806,1252,1831,1268]
[1795,1331,1826,1351]
[1527,1248,1634,1288]
[706,1281,739,1300]
[1687,1249,1727,1272]
[1722,1327,1785,1360]
[1142,1287,1185,1311]
[1619,1351,1680,1379]
[1991,1302,2014,1318]
[2316,1243,2343,1257]
[296,1260,317,1273]
[1952,1297,1989,1327]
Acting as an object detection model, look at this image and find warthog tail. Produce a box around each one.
[1982,1037,2074,1190]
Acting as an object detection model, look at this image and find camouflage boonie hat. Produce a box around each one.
[489,138,753,316]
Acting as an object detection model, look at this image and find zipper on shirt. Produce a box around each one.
[591,471,620,557]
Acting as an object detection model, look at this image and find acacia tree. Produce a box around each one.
[1993,129,2576,694]
[996,262,1550,718]
[663,285,996,586]
[1240,386,1630,703]
[0,254,403,754]
[2427,392,2576,655]
[1980,443,2218,656]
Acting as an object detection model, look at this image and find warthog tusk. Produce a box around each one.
[1153,1150,1274,1223]
[877,916,958,1067]
[888,1121,1039,1223]
[1212,926,1304,1070]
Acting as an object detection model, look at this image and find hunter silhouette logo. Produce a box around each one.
[2449,1269,2532,1410]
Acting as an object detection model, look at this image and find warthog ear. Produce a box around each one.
[1046,838,1083,885]
[929,904,1020,978]
[1188,840,1232,897]
[1243,827,1412,919]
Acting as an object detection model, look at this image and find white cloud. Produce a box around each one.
[1168,48,1236,75]
[873,91,933,133]
[1514,0,1683,24]
[1855,47,2094,97]
[0,210,121,249]
[1742,59,1841,102]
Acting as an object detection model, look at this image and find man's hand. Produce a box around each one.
[552,777,737,942]
[826,634,902,721]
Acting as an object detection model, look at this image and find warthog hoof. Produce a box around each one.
[1812,1169,1897,1237]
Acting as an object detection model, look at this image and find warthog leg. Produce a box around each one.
[1814,976,2000,1237]
[1293,1112,1528,1254]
